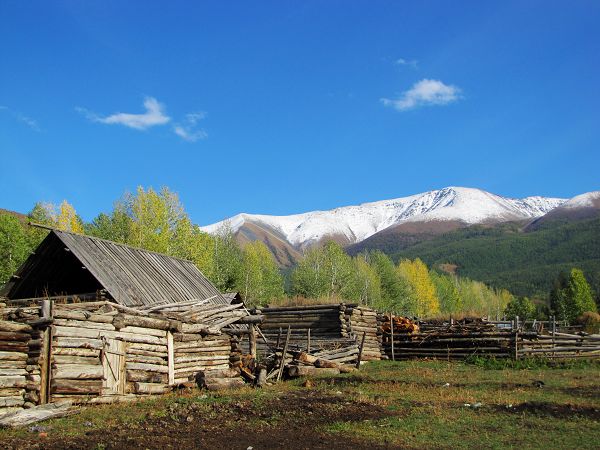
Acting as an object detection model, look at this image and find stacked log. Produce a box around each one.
[230,335,242,369]
[381,331,522,360]
[196,368,245,390]
[172,333,232,385]
[285,349,358,378]
[49,309,116,403]
[0,320,33,415]
[257,304,357,355]
[344,306,381,361]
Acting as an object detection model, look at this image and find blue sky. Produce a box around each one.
[1,1,599,225]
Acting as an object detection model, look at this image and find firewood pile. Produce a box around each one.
[256,304,358,355]
[379,315,419,334]
[380,315,525,360]
[343,306,382,360]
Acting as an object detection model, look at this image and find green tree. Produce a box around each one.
[290,242,356,301]
[0,214,32,286]
[211,223,243,292]
[551,269,597,322]
[368,251,414,314]
[504,296,536,320]
[430,271,462,315]
[291,246,328,299]
[238,241,284,306]
[352,254,382,307]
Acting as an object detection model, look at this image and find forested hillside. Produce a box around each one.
[391,218,600,298]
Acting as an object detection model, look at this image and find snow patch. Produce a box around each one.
[201,187,569,247]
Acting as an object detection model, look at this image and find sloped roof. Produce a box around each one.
[3,230,227,307]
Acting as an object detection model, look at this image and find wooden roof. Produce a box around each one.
[2,230,227,307]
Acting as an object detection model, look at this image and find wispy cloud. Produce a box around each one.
[395,58,418,69]
[0,105,40,131]
[77,97,170,130]
[173,112,208,142]
[381,79,461,111]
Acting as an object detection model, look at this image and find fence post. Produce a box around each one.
[307,328,311,353]
[356,332,367,369]
[552,315,556,357]
[390,313,395,362]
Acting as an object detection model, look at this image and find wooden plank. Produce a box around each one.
[167,331,175,386]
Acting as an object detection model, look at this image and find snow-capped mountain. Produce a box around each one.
[201,187,567,253]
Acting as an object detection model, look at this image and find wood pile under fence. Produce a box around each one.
[380,315,600,360]
[518,332,600,358]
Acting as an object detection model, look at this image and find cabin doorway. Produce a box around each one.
[101,337,126,395]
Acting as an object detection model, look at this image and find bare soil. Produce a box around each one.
[3,391,399,450]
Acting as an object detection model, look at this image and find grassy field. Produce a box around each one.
[2,359,599,449]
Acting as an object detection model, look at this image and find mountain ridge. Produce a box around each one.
[201,187,568,260]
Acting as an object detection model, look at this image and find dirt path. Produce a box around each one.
[3,391,401,450]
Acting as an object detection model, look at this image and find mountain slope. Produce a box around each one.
[202,187,565,260]
[391,217,600,298]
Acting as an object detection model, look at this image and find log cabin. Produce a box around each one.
[0,230,247,416]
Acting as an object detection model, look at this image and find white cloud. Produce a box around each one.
[381,79,461,111]
[78,97,170,130]
[0,105,40,131]
[173,112,207,142]
[395,58,418,69]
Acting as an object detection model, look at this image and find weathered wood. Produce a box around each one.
[167,331,174,386]
[195,368,240,379]
[287,366,340,377]
[356,331,367,368]
[52,347,101,357]
[0,401,73,427]
[0,376,26,388]
[53,355,101,366]
[202,378,245,391]
[53,319,115,331]
[102,338,126,395]
[52,364,104,380]
[53,310,115,323]
[0,331,31,342]
[0,396,25,408]
[134,382,169,394]
[180,323,221,335]
[0,351,27,361]
[118,326,166,338]
[126,370,167,383]
[52,326,168,345]
[276,326,292,383]
[0,369,29,377]
[51,379,103,394]
[53,337,104,349]
[125,355,167,365]
[127,343,167,353]
[0,320,33,333]
[125,362,168,373]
